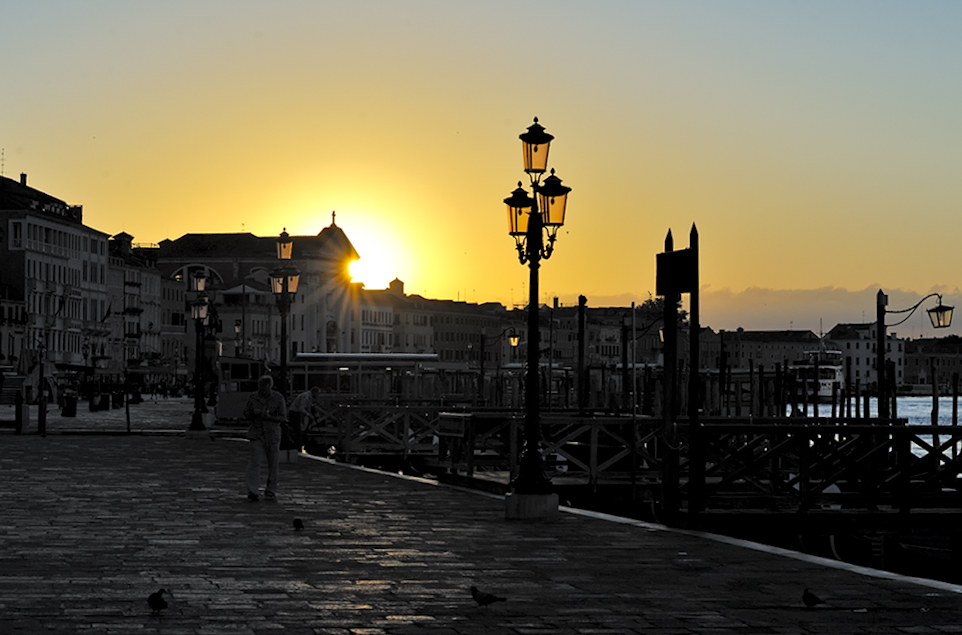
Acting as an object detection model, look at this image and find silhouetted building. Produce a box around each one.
[826,322,906,388]
[107,232,163,375]
[904,336,962,390]
[720,329,820,371]
[0,173,111,380]
[147,216,359,366]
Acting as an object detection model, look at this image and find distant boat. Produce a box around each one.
[897,383,950,397]
[789,349,844,403]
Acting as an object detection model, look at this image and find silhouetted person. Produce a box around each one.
[287,386,320,450]
[243,375,287,501]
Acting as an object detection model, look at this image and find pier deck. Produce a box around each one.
[3,398,962,633]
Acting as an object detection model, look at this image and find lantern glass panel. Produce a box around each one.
[519,118,553,174]
[191,270,207,292]
[538,190,568,228]
[507,206,529,236]
[928,304,954,329]
[276,230,293,260]
[288,271,300,294]
[270,269,285,294]
[522,142,549,174]
[504,185,533,236]
[190,298,209,321]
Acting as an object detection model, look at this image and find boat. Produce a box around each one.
[788,349,844,402]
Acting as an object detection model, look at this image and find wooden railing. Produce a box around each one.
[302,403,962,515]
[303,404,663,484]
[677,419,962,514]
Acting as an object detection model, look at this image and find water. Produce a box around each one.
[889,396,962,427]
[798,396,962,582]
[813,396,962,458]
[797,396,962,425]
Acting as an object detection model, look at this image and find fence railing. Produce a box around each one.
[301,403,962,515]
[677,419,962,513]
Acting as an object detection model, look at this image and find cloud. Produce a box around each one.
[699,285,962,339]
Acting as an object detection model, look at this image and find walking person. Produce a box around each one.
[243,375,288,501]
[287,386,320,451]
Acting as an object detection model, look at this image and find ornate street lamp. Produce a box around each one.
[234,319,242,357]
[188,270,210,432]
[876,290,953,419]
[503,117,572,499]
[271,229,300,396]
[81,336,90,398]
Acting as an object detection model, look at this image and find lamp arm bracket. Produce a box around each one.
[629,319,663,340]
[885,293,943,327]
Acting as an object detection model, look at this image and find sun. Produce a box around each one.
[349,253,396,290]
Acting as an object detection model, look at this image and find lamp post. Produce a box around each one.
[479,327,486,405]
[234,319,242,357]
[503,117,572,497]
[270,229,300,397]
[37,337,47,437]
[188,270,210,431]
[876,290,953,419]
[81,336,90,399]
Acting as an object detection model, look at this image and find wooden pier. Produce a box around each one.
[300,401,962,537]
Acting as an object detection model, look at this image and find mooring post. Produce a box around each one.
[687,224,704,514]
[660,230,679,518]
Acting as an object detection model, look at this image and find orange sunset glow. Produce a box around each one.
[4,2,962,336]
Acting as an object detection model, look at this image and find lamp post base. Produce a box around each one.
[511,448,553,495]
[187,410,208,432]
[505,492,559,521]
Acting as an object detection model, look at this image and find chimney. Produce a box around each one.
[20,173,27,186]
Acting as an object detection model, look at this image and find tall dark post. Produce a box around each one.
[241,276,247,357]
[687,224,703,513]
[661,230,679,515]
[621,317,630,412]
[187,272,210,433]
[479,328,486,405]
[548,302,555,411]
[273,231,299,399]
[279,275,290,397]
[578,295,587,412]
[516,209,551,494]
[877,290,888,420]
[188,315,208,431]
[719,330,727,415]
[37,339,46,437]
[657,225,702,516]
[503,117,571,517]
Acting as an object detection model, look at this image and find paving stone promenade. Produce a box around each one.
[3,397,962,633]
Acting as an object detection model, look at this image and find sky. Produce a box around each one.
[3,1,962,338]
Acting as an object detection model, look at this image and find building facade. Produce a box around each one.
[826,322,906,388]
[0,174,111,384]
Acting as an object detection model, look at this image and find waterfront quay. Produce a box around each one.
[4,400,962,633]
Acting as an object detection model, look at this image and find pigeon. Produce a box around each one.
[803,588,825,608]
[147,588,168,615]
[470,586,507,608]
[293,518,304,531]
